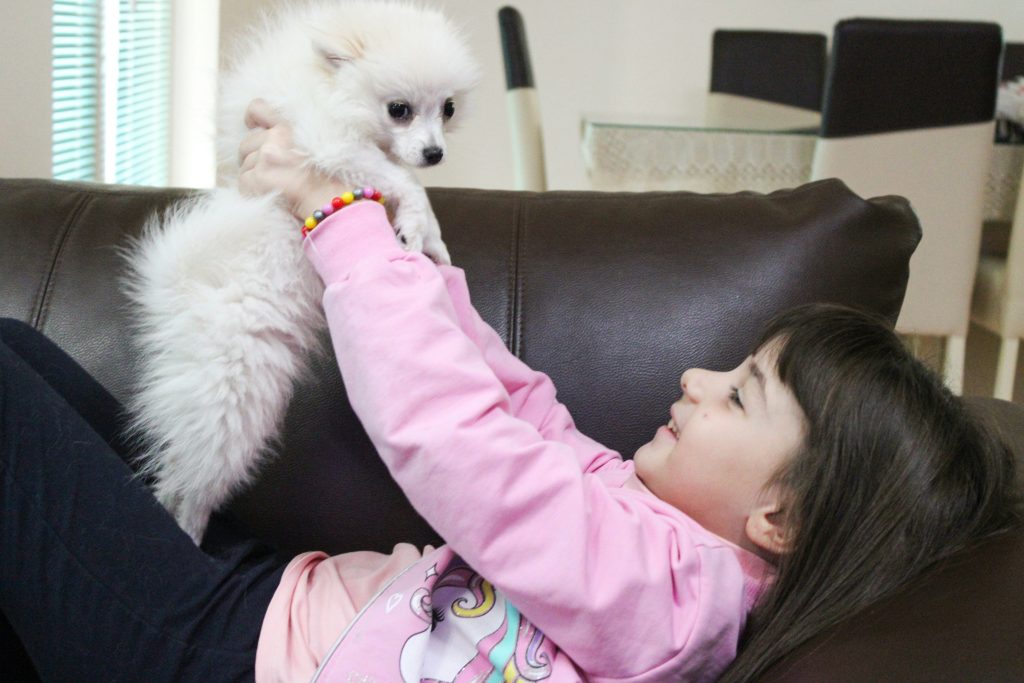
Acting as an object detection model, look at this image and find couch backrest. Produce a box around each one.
[0,177,921,553]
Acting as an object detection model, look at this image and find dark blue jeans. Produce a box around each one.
[0,319,288,682]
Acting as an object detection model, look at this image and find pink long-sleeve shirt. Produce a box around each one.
[255,201,772,682]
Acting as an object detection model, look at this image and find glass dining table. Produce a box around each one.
[581,96,1024,222]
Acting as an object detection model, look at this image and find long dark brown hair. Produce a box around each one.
[718,304,1021,682]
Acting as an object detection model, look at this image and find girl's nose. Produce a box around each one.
[680,368,703,401]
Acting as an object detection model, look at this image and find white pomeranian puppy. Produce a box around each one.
[123,0,479,543]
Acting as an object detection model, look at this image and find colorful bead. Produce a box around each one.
[301,186,385,238]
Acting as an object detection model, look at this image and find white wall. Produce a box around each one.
[1,2,53,178]
[4,1,1024,187]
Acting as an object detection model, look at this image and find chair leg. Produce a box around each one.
[506,87,547,191]
[994,337,1020,401]
[943,335,966,395]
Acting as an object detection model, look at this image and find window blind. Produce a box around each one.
[112,0,171,185]
[51,0,171,185]
[52,1,100,181]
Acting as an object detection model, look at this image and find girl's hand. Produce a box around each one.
[238,99,348,220]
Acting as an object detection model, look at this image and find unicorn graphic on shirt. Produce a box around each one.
[399,563,553,682]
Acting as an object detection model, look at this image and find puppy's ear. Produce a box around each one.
[314,43,351,70]
[313,36,365,70]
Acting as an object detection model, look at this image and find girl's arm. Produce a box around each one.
[436,265,621,474]
[236,99,617,472]
[302,203,748,678]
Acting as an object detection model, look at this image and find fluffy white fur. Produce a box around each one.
[123,0,479,543]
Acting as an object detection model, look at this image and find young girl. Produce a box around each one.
[0,106,1018,682]
[237,102,1020,683]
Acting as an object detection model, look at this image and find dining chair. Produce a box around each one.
[996,42,1024,144]
[498,5,547,191]
[709,29,828,111]
[1003,42,1024,80]
[971,42,1024,400]
[973,177,1024,401]
[809,18,1002,393]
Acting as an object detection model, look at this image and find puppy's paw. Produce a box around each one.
[393,215,426,254]
[399,209,451,264]
[422,227,452,265]
[391,204,429,252]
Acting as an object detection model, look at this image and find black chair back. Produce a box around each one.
[710,29,827,111]
[498,6,534,91]
[820,18,1002,138]
[1002,42,1024,80]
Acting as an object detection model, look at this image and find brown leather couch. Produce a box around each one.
[1,177,1021,681]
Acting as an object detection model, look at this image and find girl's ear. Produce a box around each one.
[745,504,793,557]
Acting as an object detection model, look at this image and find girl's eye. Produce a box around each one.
[443,98,455,119]
[730,386,744,410]
[388,101,412,120]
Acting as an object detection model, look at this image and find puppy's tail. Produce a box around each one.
[120,188,325,542]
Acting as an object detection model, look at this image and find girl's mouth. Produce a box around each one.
[667,418,679,436]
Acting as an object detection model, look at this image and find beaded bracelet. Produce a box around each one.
[301,186,385,237]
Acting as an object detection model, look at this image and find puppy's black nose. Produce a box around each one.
[423,147,444,165]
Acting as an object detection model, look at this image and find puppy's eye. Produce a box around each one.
[388,101,412,121]
[443,98,455,119]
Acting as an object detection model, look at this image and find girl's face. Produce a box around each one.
[633,343,806,556]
